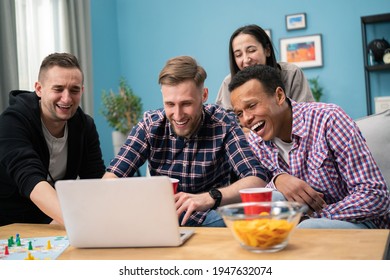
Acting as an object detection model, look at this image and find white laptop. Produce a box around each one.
[55,176,194,248]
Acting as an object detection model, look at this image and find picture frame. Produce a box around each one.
[264,29,272,40]
[279,34,323,69]
[285,13,306,30]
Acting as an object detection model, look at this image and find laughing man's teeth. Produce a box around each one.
[251,121,264,131]
[58,104,71,109]
[175,120,188,125]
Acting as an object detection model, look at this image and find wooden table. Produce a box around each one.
[1,223,389,260]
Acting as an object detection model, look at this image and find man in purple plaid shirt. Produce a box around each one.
[229,64,390,229]
[104,56,269,227]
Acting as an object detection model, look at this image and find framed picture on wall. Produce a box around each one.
[285,13,306,30]
[279,34,323,68]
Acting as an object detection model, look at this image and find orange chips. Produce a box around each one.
[232,218,294,248]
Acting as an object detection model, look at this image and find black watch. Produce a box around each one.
[209,188,222,210]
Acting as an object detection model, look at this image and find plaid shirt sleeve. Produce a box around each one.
[224,124,270,181]
[311,106,390,228]
[107,112,153,177]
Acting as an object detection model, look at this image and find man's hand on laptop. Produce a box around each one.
[175,192,214,226]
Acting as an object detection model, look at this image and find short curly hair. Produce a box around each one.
[228,64,285,97]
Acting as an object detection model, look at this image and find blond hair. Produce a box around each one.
[158,56,207,87]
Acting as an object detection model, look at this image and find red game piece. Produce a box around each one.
[4,246,9,255]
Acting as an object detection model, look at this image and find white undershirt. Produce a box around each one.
[272,137,293,165]
[42,121,68,183]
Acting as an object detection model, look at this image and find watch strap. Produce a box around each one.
[209,188,222,210]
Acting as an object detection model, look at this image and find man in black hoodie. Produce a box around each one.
[0,53,105,226]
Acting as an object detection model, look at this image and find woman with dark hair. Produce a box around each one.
[216,24,314,110]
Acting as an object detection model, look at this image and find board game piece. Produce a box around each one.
[4,246,9,255]
[46,240,52,249]
[24,252,35,260]
[28,241,33,250]
[0,236,69,260]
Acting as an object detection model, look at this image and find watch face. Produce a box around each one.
[210,188,222,199]
[209,188,222,210]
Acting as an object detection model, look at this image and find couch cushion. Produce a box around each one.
[355,109,390,189]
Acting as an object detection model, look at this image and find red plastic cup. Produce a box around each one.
[239,188,272,215]
[170,178,179,194]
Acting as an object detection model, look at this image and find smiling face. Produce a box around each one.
[162,79,208,138]
[231,79,291,142]
[232,33,271,71]
[35,66,83,135]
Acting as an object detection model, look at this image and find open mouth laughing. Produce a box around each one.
[57,104,71,110]
[174,119,189,127]
[251,120,265,132]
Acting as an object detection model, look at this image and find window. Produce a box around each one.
[15,0,70,90]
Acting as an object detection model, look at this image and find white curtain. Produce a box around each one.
[64,0,94,116]
[0,0,19,113]
[11,0,93,115]
[15,0,70,91]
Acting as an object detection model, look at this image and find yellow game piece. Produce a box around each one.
[46,240,52,249]
[24,252,36,260]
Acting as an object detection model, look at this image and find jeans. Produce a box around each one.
[267,191,377,229]
[271,190,286,201]
[201,210,226,227]
[297,218,376,229]
[180,210,226,227]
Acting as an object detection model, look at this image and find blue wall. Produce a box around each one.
[91,0,390,168]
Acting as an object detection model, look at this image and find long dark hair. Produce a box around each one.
[228,24,278,78]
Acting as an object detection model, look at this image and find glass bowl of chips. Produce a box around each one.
[218,201,307,253]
